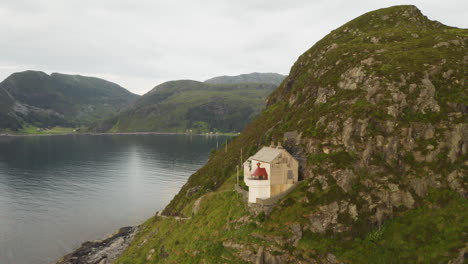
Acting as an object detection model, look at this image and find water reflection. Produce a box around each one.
[0,134,228,264]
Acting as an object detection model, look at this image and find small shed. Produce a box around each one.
[243,146,299,203]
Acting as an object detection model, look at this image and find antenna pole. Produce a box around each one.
[240,148,243,166]
[236,165,239,185]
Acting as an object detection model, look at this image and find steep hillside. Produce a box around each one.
[0,71,139,131]
[114,5,467,264]
[0,86,21,130]
[89,79,278,133]
[205,72,286,85]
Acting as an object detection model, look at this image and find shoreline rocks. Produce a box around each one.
[54,226,138,264]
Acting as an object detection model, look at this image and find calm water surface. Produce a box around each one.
[0,134,227,264]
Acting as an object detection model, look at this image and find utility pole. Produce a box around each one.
[236,165,239,185]
[240,148,243,167]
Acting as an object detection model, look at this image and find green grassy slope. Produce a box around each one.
[116,5,467,263]
[89,81,277,133]
[0,71,139,130]
[117,176,466,263]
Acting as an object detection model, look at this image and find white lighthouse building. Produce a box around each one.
[243,146,299,203]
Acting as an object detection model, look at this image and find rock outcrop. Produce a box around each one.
[261,4,467,233]
[55,226,138,264]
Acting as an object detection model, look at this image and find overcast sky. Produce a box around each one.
[0,0,466,94]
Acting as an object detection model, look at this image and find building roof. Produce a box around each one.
[249,146,284,163]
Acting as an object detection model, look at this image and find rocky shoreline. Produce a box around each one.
[54,226,138,264]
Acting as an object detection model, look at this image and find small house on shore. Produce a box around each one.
[243,146,299,203]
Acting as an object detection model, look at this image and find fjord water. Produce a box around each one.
[0,134,227,264]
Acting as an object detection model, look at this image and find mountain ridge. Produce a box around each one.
[89,73,286,133]
[205,72,286,85]
[0,70,139,131]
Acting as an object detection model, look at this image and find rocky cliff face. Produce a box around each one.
[113,5,467,264]
[261,5,467,230]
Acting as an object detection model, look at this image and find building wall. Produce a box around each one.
[269,151,299,185]
[270,183,293,196]
[269,159,283,185]
[243,162,251,178]
[244,159,271,203]
[284,152,299,183]
[244,149,299,203]
[249,184,270,203]
[289,156,299,183]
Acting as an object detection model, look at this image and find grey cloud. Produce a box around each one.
[0,0,466,94]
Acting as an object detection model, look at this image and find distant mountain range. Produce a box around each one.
[89,73,285,133]
[205,72,285,85]
[0,71,139,131]
[0,71,285,133]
